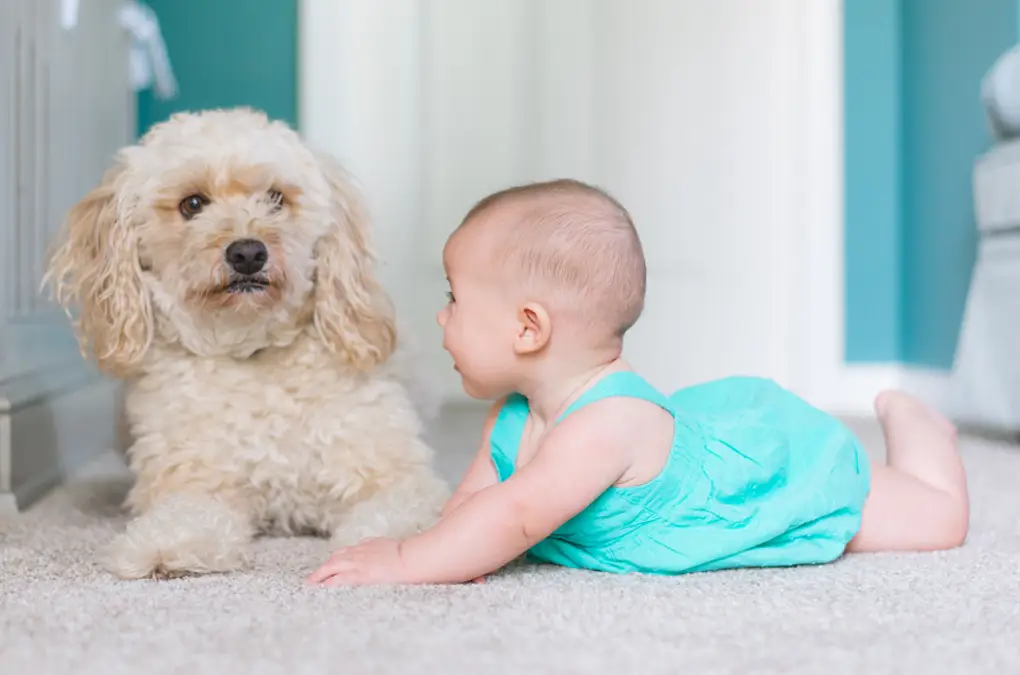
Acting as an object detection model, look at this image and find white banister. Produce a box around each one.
[0,0,133,513]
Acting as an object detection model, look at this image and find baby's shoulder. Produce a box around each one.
[557,394,673,445]
[574,392,666,419]
[550,395,675,484]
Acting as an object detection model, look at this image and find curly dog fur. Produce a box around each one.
[43,107,449,580]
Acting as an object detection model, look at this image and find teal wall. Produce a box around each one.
[900,0,1016,367]
[844,0,904,363]
[844,0,1017,368]
[137,0,299,137]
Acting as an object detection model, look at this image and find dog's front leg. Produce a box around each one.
[105,493,255,580]
[327,465,450,550]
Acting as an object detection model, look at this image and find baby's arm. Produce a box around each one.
[440,399,502,518]
[395,403,634,583]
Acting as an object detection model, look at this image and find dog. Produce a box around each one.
[43,107,450,580]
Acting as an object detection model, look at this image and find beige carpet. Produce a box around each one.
[2,407,1020,675]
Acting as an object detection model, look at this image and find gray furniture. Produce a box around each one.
[0,0,132,514]
[950,138,1020,433]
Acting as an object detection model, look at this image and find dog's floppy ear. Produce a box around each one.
[43,163,153,376]
[312,154,396,370]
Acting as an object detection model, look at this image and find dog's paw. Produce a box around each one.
[327,512,438,550]
[325,467,449,550]
[327,501,441,550]
[104,530,251,580]
[104,494,255,580]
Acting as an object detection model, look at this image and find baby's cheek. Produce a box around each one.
[444,324,463,353]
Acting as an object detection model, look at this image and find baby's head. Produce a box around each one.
[437,179,645,399]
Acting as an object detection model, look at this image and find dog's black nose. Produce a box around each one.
[225,239,268,275]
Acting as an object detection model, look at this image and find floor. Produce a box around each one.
[2,404,1019,674]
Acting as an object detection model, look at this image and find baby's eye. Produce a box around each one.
[445,291,455,303]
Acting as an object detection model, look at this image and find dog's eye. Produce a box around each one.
[267,189,285,212]
[179,194,209,219]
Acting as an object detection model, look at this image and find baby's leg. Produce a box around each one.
[847,390,969,552]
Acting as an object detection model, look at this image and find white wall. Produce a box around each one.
[301,0,858,412]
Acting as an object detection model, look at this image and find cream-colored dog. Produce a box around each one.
[43,107,449,580]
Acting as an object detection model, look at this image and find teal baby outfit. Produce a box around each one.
[489,372,871,575]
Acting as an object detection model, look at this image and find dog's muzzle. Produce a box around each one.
[224,239,271,293]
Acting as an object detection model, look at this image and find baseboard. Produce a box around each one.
[813,364,951,418]
[0,367,120,515]
[813,365,902,417]
[432,364,953,421]
[899,367,952,414]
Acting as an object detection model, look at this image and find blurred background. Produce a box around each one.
[3,0,1020,510]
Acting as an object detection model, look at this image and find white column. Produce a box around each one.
[786,0,849,410]
[299,0,425,315]
[584,1,804,393]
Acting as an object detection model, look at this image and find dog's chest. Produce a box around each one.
[133,353,389,489]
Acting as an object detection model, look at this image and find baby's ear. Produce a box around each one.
[42,164,153,376]
[513,302,553,355]
[311,153,397,370]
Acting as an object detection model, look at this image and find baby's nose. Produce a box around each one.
[438,304,454,326]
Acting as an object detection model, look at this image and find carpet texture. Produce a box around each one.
[2,408,1019,675]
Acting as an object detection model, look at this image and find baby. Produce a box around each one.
[308,179,970,586]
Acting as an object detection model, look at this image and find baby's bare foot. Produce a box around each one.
[868,388,969,541]
[874,389,957,440]
[873,390,894,419]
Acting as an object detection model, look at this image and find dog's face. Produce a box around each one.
[44,108,395,375]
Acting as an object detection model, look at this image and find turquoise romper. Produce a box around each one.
[489,372,872,575]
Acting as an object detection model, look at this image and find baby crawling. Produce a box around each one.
[308,179,969,585]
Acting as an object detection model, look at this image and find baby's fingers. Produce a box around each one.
[306,558,355,585]
[322,571,366,587]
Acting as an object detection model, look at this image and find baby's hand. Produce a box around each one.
[306,536,487,586]
[306,538,410,586]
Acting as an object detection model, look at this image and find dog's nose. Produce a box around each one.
[225,239,268,275]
